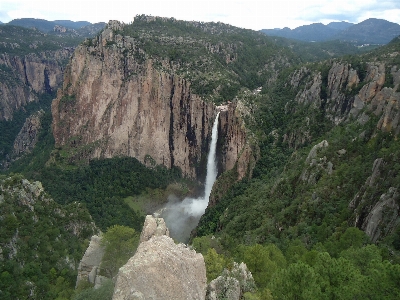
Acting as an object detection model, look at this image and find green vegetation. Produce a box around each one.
[2,16,400,299]
[269,36,378,62]
[72,279,114,300]
[194,228,400,299]
[114,15,299,103]
[0,25,84,56]
[100,225,139,277]
[195,35,400,298]
[0,175,96,300]
[0,92,54,160]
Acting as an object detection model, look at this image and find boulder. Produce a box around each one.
[112,234,207,300]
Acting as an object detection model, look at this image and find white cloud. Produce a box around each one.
[0,0,400,30]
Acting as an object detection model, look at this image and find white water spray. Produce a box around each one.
[161,112,220,242]
[204,112,220,203]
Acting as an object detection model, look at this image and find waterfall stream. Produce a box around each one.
[161,112,220,243]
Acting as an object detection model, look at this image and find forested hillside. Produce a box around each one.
[0,175,98,299]
[195,34,400,298]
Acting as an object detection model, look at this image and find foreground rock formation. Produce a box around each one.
[112,215,207,300]
[76,235,106,289]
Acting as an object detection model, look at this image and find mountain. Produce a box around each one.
[333,18,400,44]
[7,18,105,36]
[2,15,400,299]
[326,21,353,30]
[52,20,91,29]
[268,36,370,62]
[262,18,400,45]
[8,18,88,32]
[261,22,340,42]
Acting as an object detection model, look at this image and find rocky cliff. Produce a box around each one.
[0,48,73,120]
[12,110,44,158]
[52,21,253,180]
[283,57,400,151]
[285,57,400,243]
[112,215,207,300]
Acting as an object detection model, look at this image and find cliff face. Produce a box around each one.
[287,60,400,242]
[113,215,207,300]
[350,158,400,243]
[12,110,44,157]
[0,49,73,120]
[218,101,257,180]
[286,60,400,150]
[52,21,252,179]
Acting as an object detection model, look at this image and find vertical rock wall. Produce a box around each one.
[52,21,253,180]
[0,49,73,121]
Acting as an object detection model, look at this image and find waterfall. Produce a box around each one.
[204,111,220,203]
[161,112,220,242]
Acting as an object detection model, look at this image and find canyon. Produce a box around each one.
[51,21,255,181]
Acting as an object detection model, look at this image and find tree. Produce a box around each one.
[100,225,139,277]
[313,252,363,299]
[204,248,226,282]
[240,244,286,289]
[269,261,323,300]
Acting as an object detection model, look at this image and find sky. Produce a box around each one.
[1,0,400,30]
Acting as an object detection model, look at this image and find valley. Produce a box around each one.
[1,15,400,299]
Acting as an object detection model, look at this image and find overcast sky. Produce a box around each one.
[1,0,400,30]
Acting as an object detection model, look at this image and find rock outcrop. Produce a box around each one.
[76,235,106,288]
[292,62,400,134]
[139,214,169,242]
[206,262,256,300]
[112,215,207,300]
[51,21,252,180]
[12,110,45,158]
[300,140,333,184]
[350,158,400,242]
[218,101,257,180]
[0,49,73,120]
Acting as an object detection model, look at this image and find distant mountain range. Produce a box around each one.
[261,18,400,45]
[0,18,106,37]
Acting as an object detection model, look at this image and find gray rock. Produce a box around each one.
[206,262,256,300]
[363,187,399,242]
[139,215,169,243]
[112,235,207,300]
[76,235,105,287]
[301,140,333,184]
[13,110,44,158]
[350,158,400,242]
[305,140,328,165]
[207,276,240,300]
